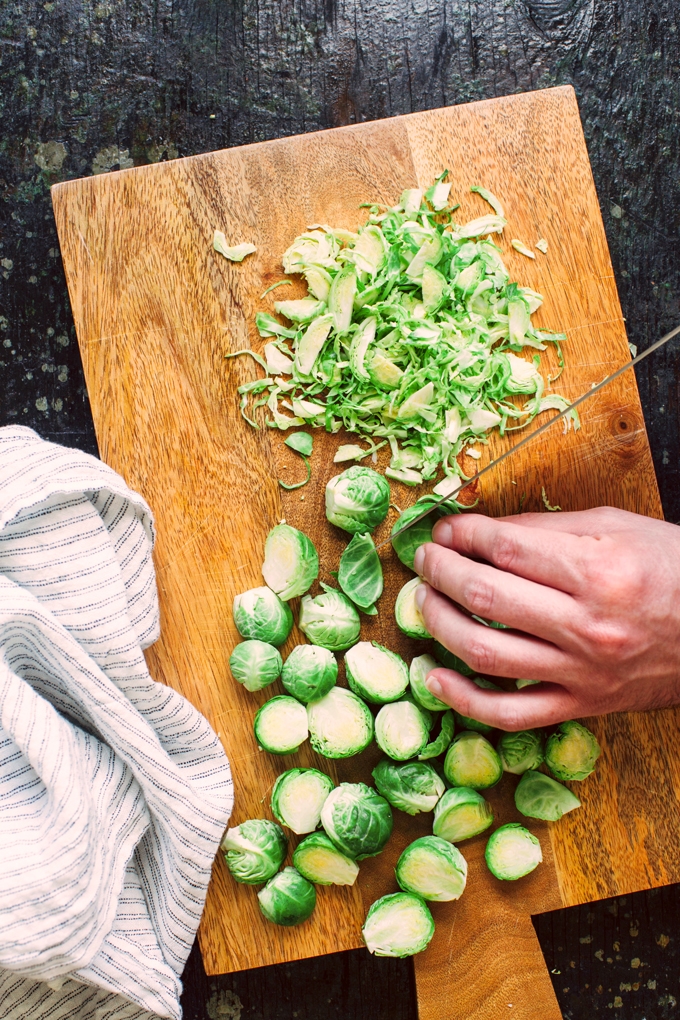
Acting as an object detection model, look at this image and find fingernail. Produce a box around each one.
[414,582,427,609]
[413,546,425,574]
[433,519,453,545]
[425,676,443,697]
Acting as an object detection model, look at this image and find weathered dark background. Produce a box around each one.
[1,0,679,1016]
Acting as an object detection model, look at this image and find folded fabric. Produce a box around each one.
[0,426,233,1020]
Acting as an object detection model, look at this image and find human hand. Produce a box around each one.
[413,507,680,730]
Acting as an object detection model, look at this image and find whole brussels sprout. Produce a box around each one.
[262,523,319,600]
[432,787,494,843]
[485,823,543,881]
[281,644,338,703]
[271,768,334,834]
[338,533,383,612]
[229,640,283,692]
[233,586,293,646]
[396,836,468,901]
[514,769,581,821]
[544,721,601,781]
[395,577,430,639]
[345,641,409,704]
[498,729,545,775]
[293,832,359,886]
[299,587,361,651]
[254,695,308,755]
[307,686,374,758]
[409,653,448,711]
[362,892,435,957]
[375,699,430,761]
[257,867,316,926]
[222,818,287,884]
[325,465,390,534]
[372,759,445,815]
[320,782,393,859]
[444,732,502,789]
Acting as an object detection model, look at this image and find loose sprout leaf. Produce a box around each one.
[418,709,455,760]
[261,279,293,298]
[278,458,311,490]
[536,238,549,254]
[541,486,562,512]
[338,533,384,610]
[511,239,536,259]
[213,231,257,261]
[284,431,314,456]
[470,185,505,219]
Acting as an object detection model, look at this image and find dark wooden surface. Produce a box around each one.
[1,1,679,1017]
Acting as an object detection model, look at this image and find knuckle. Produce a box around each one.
[579,617,635,663]
[461,576,496,617]
[497,703,528,732]
[490,532,518,572]
[465,639,497,675]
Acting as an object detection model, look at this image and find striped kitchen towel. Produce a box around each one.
[0,426,233,1020]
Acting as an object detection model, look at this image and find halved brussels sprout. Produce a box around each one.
[394,577,430,639]
[514,769,581,821]
[432,641,474,677]
[271,768,334,834]
[293,832,359,886]
[544,721,601,781]
[307,686,374,758]
[375,699,430,761]
[418,709,455,760]
[233,586,294,646]
[396,835,468,901]
[362,892,435,957]
[254,695,308,755]
[390,496,460,570]
[325,465,390,534]
[229,640,282,692]
[345,641,409,704]
[409,653,448,711]
[299,587,361,651]
[372,759,445,815]
[485,823,543,881]
[257,867,316,926]
[281,644,338,703]
[338,533,384,612]
[222,818,287,884]
[453,677,503,735]
[262,524,319,600]
[498,729,545,775]
[432,787,494,842]
[444,731,502,789]
[320,782,393,859]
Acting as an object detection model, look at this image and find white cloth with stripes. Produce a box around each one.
[0,426,233,1020]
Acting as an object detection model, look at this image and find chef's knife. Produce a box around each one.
[379,322,680,551]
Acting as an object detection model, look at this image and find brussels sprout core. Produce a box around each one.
[262,524,319,600]
[396,836,468,901]
[299,588,361,651]
[307,686,374,758]
[544,721,601,781]
[321,782,393,859]
[233,586,294,646]
[254,695,309,755]
[395,577,431,639]
[432,787,494,843]
[257,867,317,926]
[293,832,359,886]
[362,892,435,957]
[485,823,543,881]
[345,642,409,704]
[375,700,430,760]
[222,818,287,884]
[444,731,503,789]
[325,465,390,534]
[271,768,334,834]
[514,769,582,821]
[372,759,445,815]
[281,644,338,703]
[409,653,448,710]
[498,729,545,775]
[229,640,283,692]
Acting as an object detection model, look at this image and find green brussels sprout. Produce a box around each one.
[418,709,455,760]
[325,465,390,534]
[338,533,383,612]
[453,677,503,735]
[396,835,468,901]
[307,686,374,758]
[271,768,334,834]
[281,644,338,703]
[372,759,445,815]
[394,577,431,639]
[498,730,545,775]
[432,787,494,843]
[514,769,582,821]
[409,653,448,711]
[299,587,361,651]
[443,731,502,789]
[293,832,359,886]
[485,823,543,881]
[229,640,283,692]
[254,695,308,755]
[257,867,316,926]
[262,524,319,600]
[544,721,601,781]
[222,818,287,884]
[233,586,294,646]
[375,699,430,761]
[362,892,435,957]
[390,496,460,570]
[345,641,409,704]
[432,641,474,676]
[320,782,393,859]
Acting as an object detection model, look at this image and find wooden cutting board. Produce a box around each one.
[52,85,680,1020]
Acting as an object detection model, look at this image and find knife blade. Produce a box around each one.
[378,322,680,551]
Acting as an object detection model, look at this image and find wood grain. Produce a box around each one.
[51,85,679,1019]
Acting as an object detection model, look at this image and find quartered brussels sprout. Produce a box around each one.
[261,524,319,600]
[345,641,409,704]
[222,818,287,884]
[375,699,430,761]
[498,729,545,775]
[409,653,448,711]
[432,787,494,843]
[254,695,309,755]
[432,640,474,676]
[229,640,283,692]
[299,587,361,651]
[514,769,581,821]
[394,577,430,639]
[307,686,374,758]
[453,677,503,735]
[544,721,601,781]
[362,892,435,957]
[293,832,359,886]
[233,586,294,646]
[325,465,390,534]
[320,782,393,859]
[338,532,383,612]
[444,731,502,789]
[280,644,338,703]
[485,823,543,881]
[418,709,455,760]
[271,768,334,834]
[257,867,317,927]
[372,759,445,815]
[396,836,468,901]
